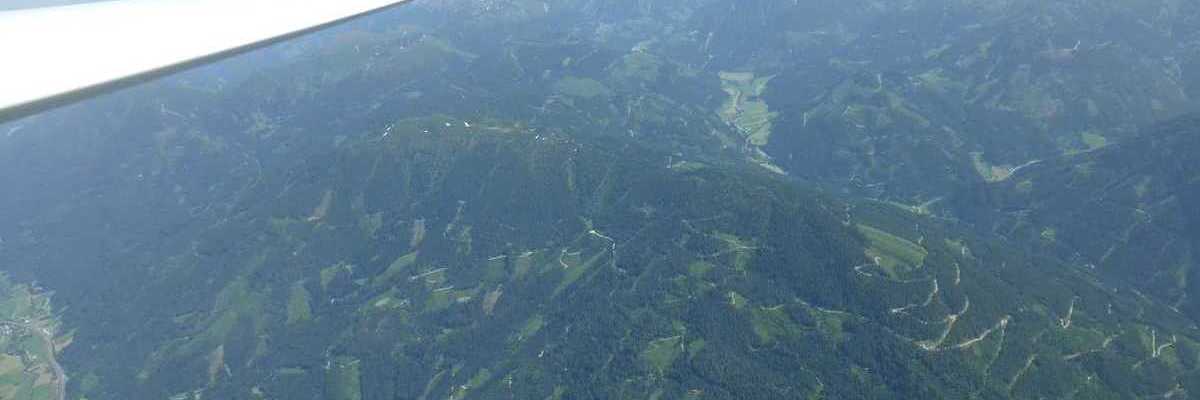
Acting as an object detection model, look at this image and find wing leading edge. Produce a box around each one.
[0,0,413,123]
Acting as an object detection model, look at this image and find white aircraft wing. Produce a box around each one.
[0,0,413,122]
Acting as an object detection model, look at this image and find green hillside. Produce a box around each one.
[3,107,1199,397]
[980,113,1200,323]
[0,1,1197,399]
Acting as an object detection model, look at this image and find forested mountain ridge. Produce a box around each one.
[426,0,1200,198]
[415,1,1200,317]
[975,112,1200,323]
[0,1,1199,399]
[420,0,1200,334]
[5,105,1200,398]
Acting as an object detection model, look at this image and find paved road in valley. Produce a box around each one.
[1,319,65,400]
